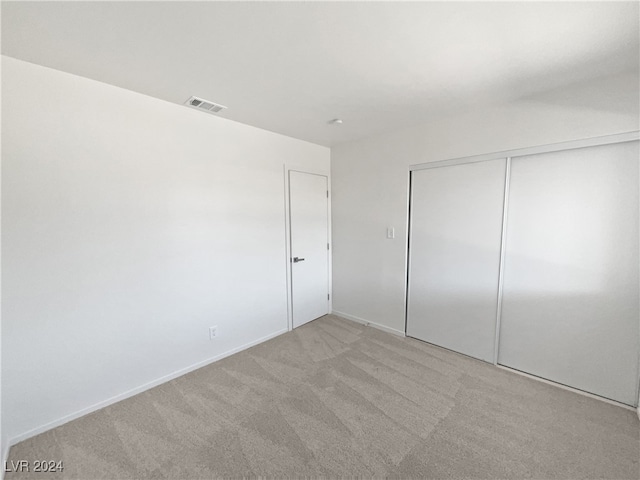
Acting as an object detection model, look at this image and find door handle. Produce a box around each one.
[293,257,305,263]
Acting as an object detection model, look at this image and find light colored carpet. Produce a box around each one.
[5,315,639,479]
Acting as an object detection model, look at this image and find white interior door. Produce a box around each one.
[289,171,329,328]
[407,159,507,362]
[498,141,639,405]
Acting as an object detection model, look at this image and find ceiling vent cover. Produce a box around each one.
[185,96,227,114]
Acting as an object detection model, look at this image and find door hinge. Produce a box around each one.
[327,294,330,300]
[326,190,329,198]
[327,243,330,250]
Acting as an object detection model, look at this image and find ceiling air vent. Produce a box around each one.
[185,96,227,114]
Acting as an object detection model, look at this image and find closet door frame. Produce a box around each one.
[405,130,640,407]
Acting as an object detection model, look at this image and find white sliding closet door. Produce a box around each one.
[498,141,639,405]
[407,159,507,362]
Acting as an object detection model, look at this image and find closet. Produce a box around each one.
[406,134,639,406]
[406,159,506,363]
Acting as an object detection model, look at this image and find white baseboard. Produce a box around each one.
[7,328,288,447]
[331,310,405,337]
[332,311,640,413]
[495,365,636,412]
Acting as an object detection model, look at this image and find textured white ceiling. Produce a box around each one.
[2,1,638,146]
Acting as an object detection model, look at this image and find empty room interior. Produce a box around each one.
[1,1,640,478]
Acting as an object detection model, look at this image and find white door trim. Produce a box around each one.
[283,164,332,332]
[409,131,639,172]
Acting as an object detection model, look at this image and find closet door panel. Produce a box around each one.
[407,159,507,362]
[498,141,639,405]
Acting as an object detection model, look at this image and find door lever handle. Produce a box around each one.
[292,257,305,263]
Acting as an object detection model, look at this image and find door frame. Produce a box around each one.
[283,164,332,332]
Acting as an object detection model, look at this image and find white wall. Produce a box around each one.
[331,72,640,335]
[1,56,329,444]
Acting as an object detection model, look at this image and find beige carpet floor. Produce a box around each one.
[5,315,639,479]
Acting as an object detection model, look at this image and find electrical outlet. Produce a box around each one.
[209,326,218,340]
